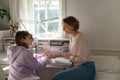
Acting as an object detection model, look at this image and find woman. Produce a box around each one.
[45,16,96,80]
[7,31,50,80]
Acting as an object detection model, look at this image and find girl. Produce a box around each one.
[7,31,49,80]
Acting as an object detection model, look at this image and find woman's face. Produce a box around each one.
[62,22,73,35]
[22,34,33,45]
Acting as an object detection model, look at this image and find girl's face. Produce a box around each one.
[22,34,33,45]
[62,22,74,35]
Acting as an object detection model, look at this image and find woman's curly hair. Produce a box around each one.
[63,16,80,31]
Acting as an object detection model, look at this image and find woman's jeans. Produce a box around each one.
[52,61,96,80]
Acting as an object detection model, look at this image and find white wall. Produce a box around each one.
[0,30,10,51]
[0,0,10,51]
[0,0,10,30]
[1,0,120,51]
[66,0,120,51]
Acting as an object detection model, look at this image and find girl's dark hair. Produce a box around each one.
[63,16,79,31]
[15,31,30,48]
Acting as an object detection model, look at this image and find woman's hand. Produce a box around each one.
[43,51,62,58]
[62,53,72,59]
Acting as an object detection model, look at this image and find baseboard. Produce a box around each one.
[91,49,120,56]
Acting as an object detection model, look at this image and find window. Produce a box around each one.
[19,0,65,39]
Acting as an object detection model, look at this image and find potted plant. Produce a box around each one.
[0,9,11,21]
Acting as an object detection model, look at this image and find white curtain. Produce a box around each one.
[19,0,35,34]
[9,0,66,38]
[9,0,35,34]
[9,0,19,26]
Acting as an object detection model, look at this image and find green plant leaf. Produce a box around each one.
[0,9,11,21]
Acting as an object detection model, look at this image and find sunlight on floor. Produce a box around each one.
[2,58,8,61]
[3,66,9,71]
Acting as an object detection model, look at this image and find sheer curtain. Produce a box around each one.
[9,0,35,34]
[9,0,19,36]
[19,0,35,34]
[9,0,66,38]
[9,0,19,26]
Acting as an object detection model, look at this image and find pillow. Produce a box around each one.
[93,55,120,73]
[95,72,120,80]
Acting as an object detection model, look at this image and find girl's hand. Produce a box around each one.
[43,51,53,58]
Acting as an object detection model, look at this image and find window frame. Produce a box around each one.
[19,0,66,39]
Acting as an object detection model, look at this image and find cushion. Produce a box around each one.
[93,55,120,73]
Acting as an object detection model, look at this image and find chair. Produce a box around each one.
[22,76,40,80]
